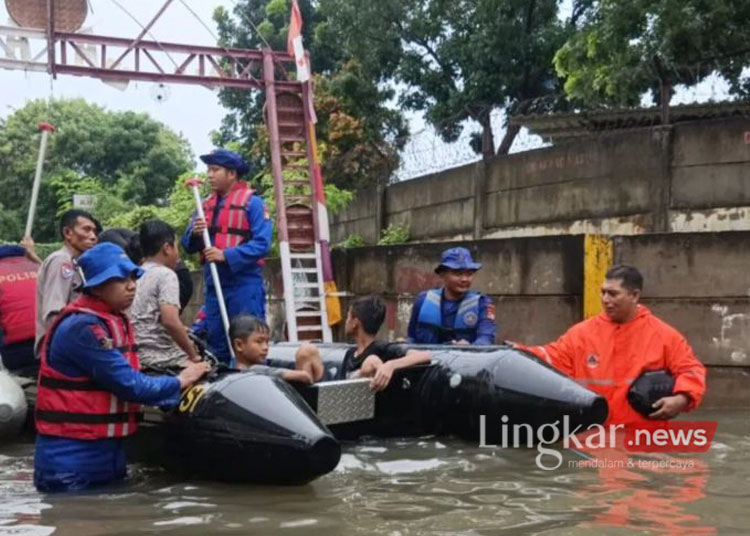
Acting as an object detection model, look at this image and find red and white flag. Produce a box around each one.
[287,0,310,82]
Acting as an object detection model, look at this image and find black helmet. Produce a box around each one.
[627,370,675,418]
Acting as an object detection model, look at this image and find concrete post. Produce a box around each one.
[375,181,387,243]
[651,126,674,232]
[473,160,488,240]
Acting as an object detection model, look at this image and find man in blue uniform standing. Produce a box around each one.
[34,243,210,492]
[407,247,496,345]
[182,149,273,363]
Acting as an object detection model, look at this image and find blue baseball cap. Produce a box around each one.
[199,148,250,176]
[77,243,144,289]
[435,247,482,273]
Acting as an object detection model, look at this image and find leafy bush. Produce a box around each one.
[337,233,365,249]
[378,223,410,245]
[104,172,209,232]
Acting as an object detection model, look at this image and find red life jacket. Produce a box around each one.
[203,181,255,250]
[35,295,141,440]
[0,255,38,345]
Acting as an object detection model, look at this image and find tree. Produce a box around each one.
[317,0,571,157]
[106,171,207,234]
[212,0,406,189]
[0,99,193,242]
[554,0,750,111]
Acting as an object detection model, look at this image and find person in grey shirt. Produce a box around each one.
[229,314,323,383]
[35,209,100,354]
[130,220,200,369]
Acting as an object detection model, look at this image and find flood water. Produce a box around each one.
[1,408,747,535]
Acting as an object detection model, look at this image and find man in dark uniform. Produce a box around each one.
[33,243,210,492]
[407,247,496,345]
[181,149,273,363]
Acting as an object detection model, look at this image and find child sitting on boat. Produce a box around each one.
[230,296,430,391]
[339,295,431,391]
[230,314,324,384]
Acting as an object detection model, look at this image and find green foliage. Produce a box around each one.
[105,205,163,230]
[337,232,365,249]
[48,172,105,217]
[378,223,410,246]
[554,0,750,106]
[256,161,352,215]
[0,203,23,240]
[317,0,571,155]
[34,242,63,260]
[213,1,406,189]
[0,98,193,242]
[105,172,209,233]
[322,183,354,215]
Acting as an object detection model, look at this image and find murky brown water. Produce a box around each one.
[1,408,748,535]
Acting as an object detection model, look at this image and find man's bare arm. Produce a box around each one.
[159,303,200,362]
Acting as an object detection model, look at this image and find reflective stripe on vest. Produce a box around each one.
[35,296,141,440]
[455,293,481,330]
[203,181,255,250]
[416,288,481,343]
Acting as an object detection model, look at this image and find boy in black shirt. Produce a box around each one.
[339,295,431,391]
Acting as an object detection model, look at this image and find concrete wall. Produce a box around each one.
[329,186,379,245]
[483,130,659,229]
[330,116,750,244]
[671,118,750,211]
[385,164,478,242]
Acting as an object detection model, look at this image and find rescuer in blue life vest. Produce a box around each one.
[181,149,273,363]
[33,243,210,492]
[407,247,496,345]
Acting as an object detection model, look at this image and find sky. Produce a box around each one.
[1,0,234,166]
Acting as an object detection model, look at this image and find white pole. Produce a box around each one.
[24,122,55,238]
[186,177,236,365]
[313,242,332,343]
[279,241,298,342]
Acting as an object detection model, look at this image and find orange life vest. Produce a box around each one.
[203,181,255,250]
[35,295,141,440]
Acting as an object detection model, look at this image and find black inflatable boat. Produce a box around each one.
[267,343,609,444]
[17,343,608,485]
[133,371,341,485]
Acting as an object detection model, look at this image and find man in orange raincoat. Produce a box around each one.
[518,264,706,426]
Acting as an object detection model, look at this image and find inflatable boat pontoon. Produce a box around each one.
[6,344,608,485]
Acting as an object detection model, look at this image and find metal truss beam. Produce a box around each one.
[53,32,299,91]
[0,25,300,92]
